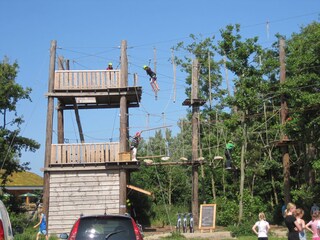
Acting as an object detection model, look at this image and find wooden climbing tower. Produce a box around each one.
[42,40,142,235]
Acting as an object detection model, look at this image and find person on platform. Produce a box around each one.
[224,140,235,169]
[130,132,142,161]
[106,62,113,70]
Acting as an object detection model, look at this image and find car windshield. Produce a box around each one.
[75,216,136,240]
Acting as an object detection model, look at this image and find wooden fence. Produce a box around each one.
[54,70,121,91]
[50,142,120,164]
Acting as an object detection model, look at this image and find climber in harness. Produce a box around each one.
[224,140,235,170]
[143,65,160,93]
[130,132,142,161]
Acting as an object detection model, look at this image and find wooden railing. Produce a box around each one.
[54,70,121,91]
[50,142,120,165]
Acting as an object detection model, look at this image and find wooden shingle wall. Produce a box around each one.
[47,170,120,235]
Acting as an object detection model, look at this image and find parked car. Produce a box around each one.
[0,200,14,240]
[60,214,143,240]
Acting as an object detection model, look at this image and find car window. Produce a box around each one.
[76,216,136,240]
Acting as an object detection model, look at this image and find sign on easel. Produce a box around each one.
[199,204,216,232]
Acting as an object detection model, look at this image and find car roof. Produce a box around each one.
[79,214,132,220]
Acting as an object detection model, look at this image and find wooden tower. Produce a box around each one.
[43,40,142,235]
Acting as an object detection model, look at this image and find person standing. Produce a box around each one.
[33,208,48,240]
[311,203,319,216]
[106,62,113,70]
[295,208,306,240]
[305,211,320,240]
[252,212,270,240]
[224,140,235,169]
[130,132,142,161]
[284,202,302,240]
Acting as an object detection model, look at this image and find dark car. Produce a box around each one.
[60,214,143,240]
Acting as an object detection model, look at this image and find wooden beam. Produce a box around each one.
[127,184,152,196]
[73,98,85,143]
[44,40,57,229]
[143,161,203,166]
[137,155,165,159]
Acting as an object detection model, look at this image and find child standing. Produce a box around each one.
[252,212,270,240]
[33,208,48,240]
[306,211,320,240]
[295,208,306,240]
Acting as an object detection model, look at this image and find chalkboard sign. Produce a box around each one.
[199,204,216,230]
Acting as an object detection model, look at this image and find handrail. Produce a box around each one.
[54,70,121,90]
[50,142,120,164]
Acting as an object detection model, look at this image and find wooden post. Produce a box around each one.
[191,59,199,226]
[57,56,64,144]
[133,73,138,87]
[120,40,128,88]
[62,60,85,143]
[119,40,128,214]
[73,99,85,143]
[43,40,57,227]
[279,38,291,204]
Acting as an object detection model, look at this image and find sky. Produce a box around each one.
[0,0,319,176]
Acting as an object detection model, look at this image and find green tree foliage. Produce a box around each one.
[131,22,320,228]
[0,57,40,185]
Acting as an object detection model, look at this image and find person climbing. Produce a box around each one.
[224,140,235,169]
[143,65,159,92]
[130,132,142,161]
[106,62,113,70]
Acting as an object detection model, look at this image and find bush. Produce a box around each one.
[150,204,189,227]
[227,221,253,237]
[10,212,36,236]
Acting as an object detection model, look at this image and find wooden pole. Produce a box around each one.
[119,40,128,214]
[191,59,199,226]
[73,99,85,143]
[57,56,64,144]
[279,38,291,204]
[43,40,57,228]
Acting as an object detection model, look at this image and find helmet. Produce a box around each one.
[108,62,112,65]
[143,65,148,70]
[135,131,141,136]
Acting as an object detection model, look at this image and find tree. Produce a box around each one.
[0,56,40,185]
[281,21,320,203]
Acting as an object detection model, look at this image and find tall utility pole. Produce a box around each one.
[119,40,129,214]
[191,59,199,225]
[183,59,206,226]
[44,40,57,222]
[279,38,291,204]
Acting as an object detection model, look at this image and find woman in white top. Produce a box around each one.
[252,212,271,240]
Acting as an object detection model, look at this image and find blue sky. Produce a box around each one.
[0,0,319,176]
